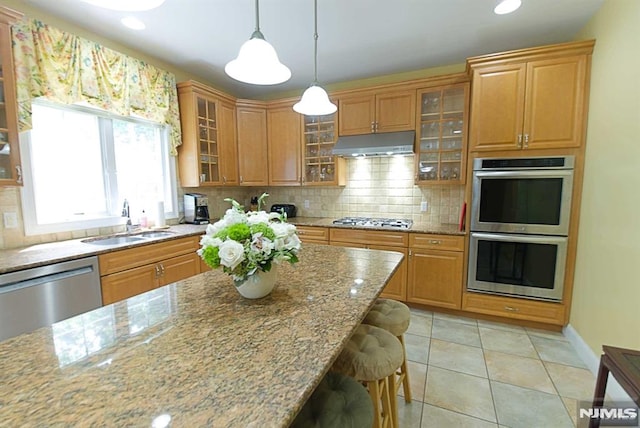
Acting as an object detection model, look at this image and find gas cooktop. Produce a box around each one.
[332,217,413,229]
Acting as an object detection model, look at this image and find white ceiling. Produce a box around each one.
[22,0,604,99]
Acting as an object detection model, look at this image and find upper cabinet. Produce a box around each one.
[302,111,345,186]
[177,81,238,187]
[0,7,23,186]
[415,82,469,184]
[267,104,302,186]
[467,40,594,152]
[338,89,416,136]
[236,100,269,186]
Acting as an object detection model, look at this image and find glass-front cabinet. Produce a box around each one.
[177,81,238,187]
[0,8,23,186]
[302,113,345,186]
[415,82,469,184]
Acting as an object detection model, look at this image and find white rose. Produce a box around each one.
[247,211,270,225]
[271,222,296,238]
[222,208,246,226]
[206,219,227,236]
[199,235,222,249]
[218,240,246,270]
[251,235,274,255]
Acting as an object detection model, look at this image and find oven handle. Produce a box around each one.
[473,170,573,179]
[470,232,568,244]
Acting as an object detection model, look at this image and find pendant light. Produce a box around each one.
[494,0,522,14]
[225,0,291,85]
[293,0,337,116]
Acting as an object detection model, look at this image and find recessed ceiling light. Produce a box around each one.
[494,0,522,14]
[121,16,146,30]
[82,0,165,12]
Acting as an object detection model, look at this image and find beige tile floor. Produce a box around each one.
[397,308,597,428]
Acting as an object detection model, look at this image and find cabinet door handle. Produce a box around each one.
[222,176,227,184]
[375,122,379,132]
[504,306,520,312]
[15,165,22,184]
[371,121,375,133]
[524,134,529,148]
[517,134,523,148]
[159,264,165,276]
[408,250,412,257]
[429,240,442,245]
[155,265,161,277]
[239,175,244,184]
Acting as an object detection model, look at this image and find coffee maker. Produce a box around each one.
[184,193,210,224]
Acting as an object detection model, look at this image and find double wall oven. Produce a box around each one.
[467,156,574,302]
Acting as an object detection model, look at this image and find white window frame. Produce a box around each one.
[19,101,179,236]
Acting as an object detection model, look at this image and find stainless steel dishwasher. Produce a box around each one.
[0,256,102,342]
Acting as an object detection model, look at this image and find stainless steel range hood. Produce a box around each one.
[332,131,415,157]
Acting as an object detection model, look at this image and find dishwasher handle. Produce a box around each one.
[0,266,94,295]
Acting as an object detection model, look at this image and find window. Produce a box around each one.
[20,102,178,235]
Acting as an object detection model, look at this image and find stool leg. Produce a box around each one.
[381,377,393,428]
[367,379,383,428]
[398,334,412,403]
[388,372,399,428]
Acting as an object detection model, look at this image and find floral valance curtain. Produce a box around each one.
[11,18,182,155]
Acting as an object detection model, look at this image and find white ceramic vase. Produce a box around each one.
[234,266,278,299]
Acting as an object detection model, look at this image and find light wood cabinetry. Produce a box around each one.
[416,82,469,184]
[0,7,23,186]
[462,292,565,326]
[407,234,464,309]
[267,104,302,186]
[296,225,329,244]
[177,81,238,187]
[302,112,346,186]
[330,228,408,301]
[236,101,269,186]
[467,40,594,152]
[338,89,416,136]
[99,236,200,305]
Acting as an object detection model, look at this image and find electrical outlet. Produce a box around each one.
[3,212,18,229]
[420,201,428,212]
[304,200,310,209]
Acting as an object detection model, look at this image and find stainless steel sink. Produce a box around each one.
[137,231,174,238]
[82,236,147,245]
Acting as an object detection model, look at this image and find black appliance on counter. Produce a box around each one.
[184,193,210,224]
[270,204,297,218]
[333,217,413,229]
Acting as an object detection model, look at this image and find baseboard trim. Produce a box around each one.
[564,324,632,403]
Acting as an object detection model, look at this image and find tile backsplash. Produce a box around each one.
[0,156,465,249]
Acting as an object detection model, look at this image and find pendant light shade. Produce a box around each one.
[494,0,522,14]
[225,0,291,85]
[294,84,337,115]
[294,0,337,116]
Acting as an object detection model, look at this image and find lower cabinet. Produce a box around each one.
[99,236,201,305]
[407,234,465,309]
[330,228,408,301]
[462,291,566,326]
[296,225,329,244]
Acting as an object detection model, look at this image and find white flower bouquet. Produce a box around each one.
[197,193,301,282]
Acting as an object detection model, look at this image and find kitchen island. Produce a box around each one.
[0,244,403,427]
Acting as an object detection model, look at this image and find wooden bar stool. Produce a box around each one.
[291,371,374,428]
[333,324,404,428]
[364,298,412,401]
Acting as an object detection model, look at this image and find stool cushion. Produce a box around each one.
[291,372,374,428]
[333,324,404,382]
[363,298,411,337]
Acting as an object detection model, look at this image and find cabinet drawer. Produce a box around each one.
[330,228,408,247]
[296,226,329,243]
[409,233,464,251]
[462,292,565,325]
[99,236,200,276]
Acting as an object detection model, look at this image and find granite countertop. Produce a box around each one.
[0,224,209,275]
[0,244,403,427]
[289,216,465,236]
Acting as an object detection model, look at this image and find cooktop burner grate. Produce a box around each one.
[332,217,413,229]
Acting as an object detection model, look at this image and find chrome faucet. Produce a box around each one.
[122,199,134,232]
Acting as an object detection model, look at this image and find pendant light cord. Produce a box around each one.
[255,0,260,32]
[313,0,319,84]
